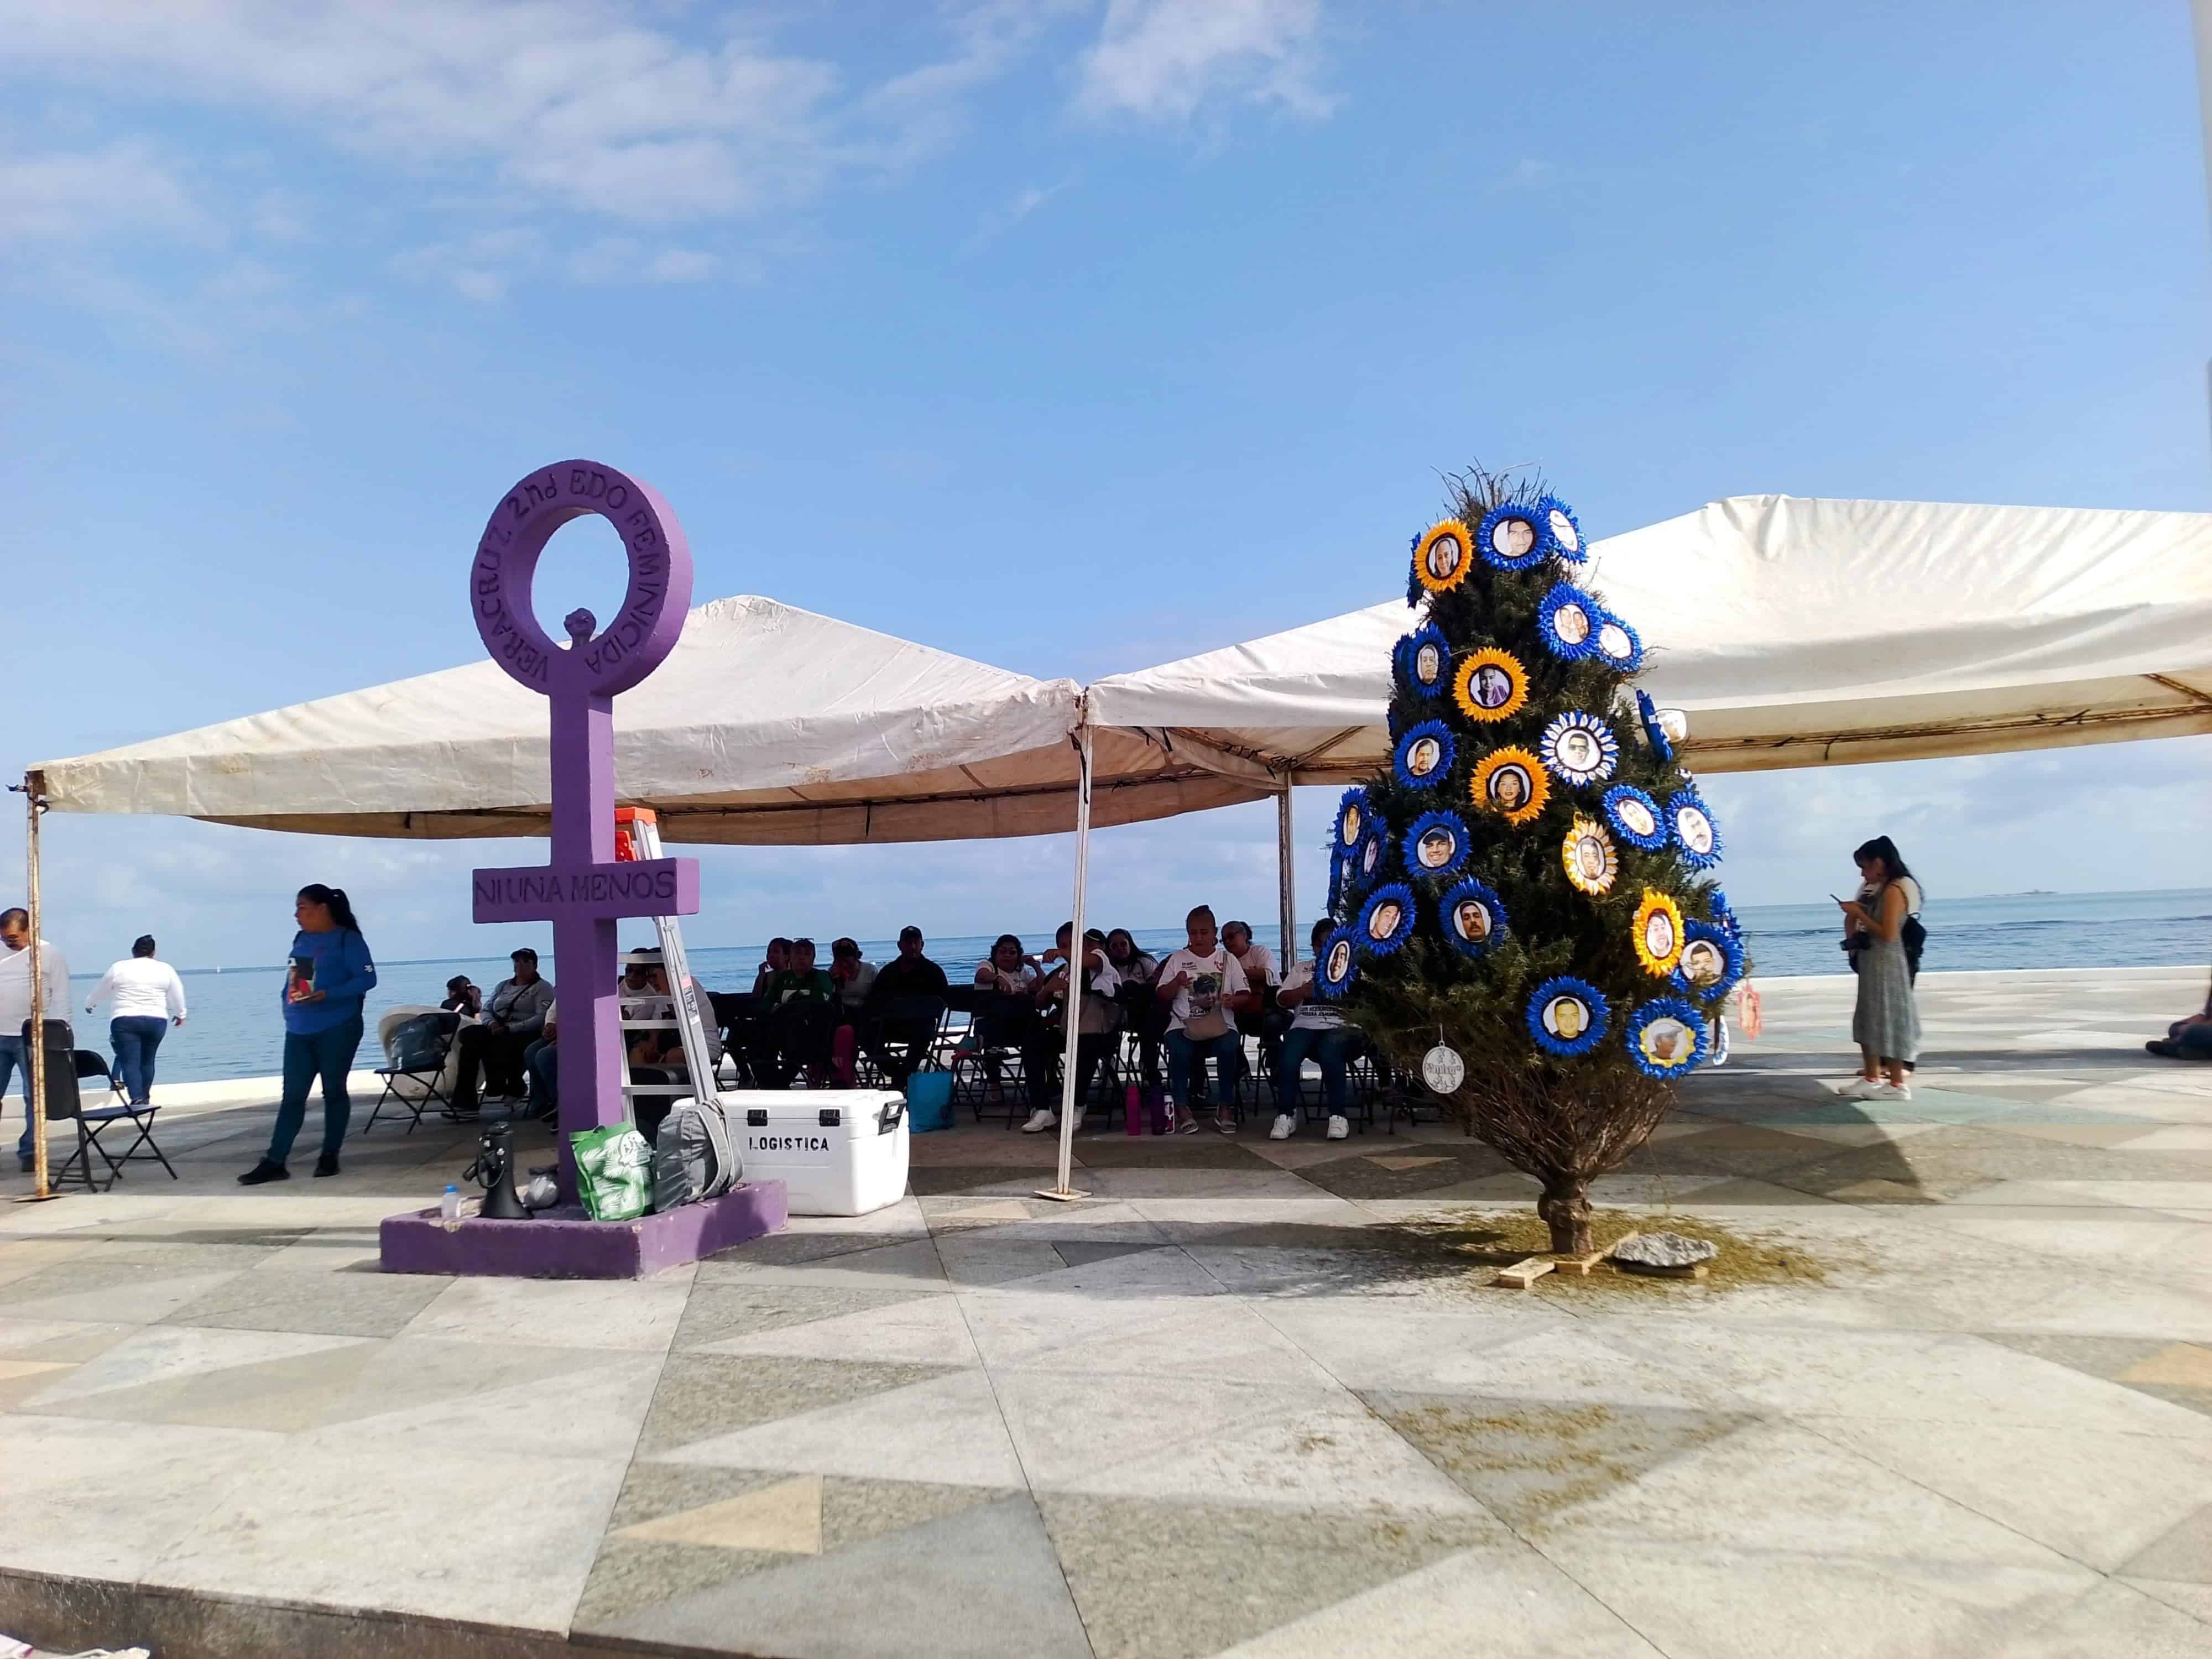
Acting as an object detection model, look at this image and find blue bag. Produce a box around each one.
[905,1070,954,1133]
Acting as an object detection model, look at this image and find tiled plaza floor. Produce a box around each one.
[2,966,2209,1657]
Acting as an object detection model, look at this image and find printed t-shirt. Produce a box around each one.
[1279,959,1344,1031]
[1157,947,1249,1035]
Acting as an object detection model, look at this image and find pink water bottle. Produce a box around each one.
[1124,1083,1142,1136]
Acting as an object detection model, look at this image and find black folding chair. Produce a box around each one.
[70,1050,176,1182]
[20,1019,93,1191]
[363,1012,461,1134]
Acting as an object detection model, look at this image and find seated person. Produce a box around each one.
[826,938,878,1085]
[1222,919,1288,1078]
[970,934,1039,1101]
[440,975,483,1017]
[751,937,838,1087]
[1021,925,1121,1133]
[452,948,555,1113]
[523,999,557,1119]
[620,957,724,1139]
[1157,905,1259,1135]
[2148,973,2212,1060]
[750,937,792,998]
[863,926,950,1088]
[1272,919,1364,1142]
[1105,928,1164,1089]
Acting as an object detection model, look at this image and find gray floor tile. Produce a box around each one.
[161,1266,452,1337]
[638,1351,957,1455]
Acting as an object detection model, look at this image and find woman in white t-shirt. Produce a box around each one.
[84,935,187,1106]
[1272,919,1358,1143]
[1154,905,1260,1135]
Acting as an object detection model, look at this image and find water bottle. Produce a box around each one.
[440,1183,462,1222]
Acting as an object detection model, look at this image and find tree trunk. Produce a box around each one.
[1538,1173,1592,1255]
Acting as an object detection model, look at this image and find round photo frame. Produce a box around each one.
[1534,495,1587,565]
[1394,624,1451,700]
[1452,648,1528,723]
[1562,815,1620,896]
[1632,889,1686,977]
[1404,810,1472,881]
[1438,877,1508,959]
[1626,995,1710,1079]
[1334,787,1369,855]
[1536,582,1599,661]
[1412,520,1475,596]
[1592,611,1644,672]
[1538,711,1620,788]
[1393,719,1457,791]
[1315,927,1360,1001]
[1470,745,1549,827]
[1356,883,1417,957]
[1600,783,1668,852]
[1675,919,1743,1003]
[1527,975,1609,1058]
[1475,503,1552,573]
[1667,789,1724,870]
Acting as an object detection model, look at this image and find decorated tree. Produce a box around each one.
[1315,468,1748,1255]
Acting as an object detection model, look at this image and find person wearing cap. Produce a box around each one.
[440,976,482,1018]
[452,948,554,1115]
[863,927,950,1089]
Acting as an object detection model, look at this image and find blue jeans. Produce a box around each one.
[525,1037,559,1117]
[111,1016,169,1104]
[1,1035,27,1161]
[267,1016,364,1165]
[1279,1025,1360,1115]
[1165,1029,1242,1112]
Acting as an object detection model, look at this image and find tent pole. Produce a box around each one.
[19,770,53,1202]
[1276,775,1297,969]
[1041,711,1093,1201]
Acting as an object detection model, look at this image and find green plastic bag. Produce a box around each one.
[571,1122,655,1220]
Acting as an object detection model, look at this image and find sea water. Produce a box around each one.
[49,891,2210,1087]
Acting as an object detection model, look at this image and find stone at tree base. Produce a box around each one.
[1611,1230,1718,1270]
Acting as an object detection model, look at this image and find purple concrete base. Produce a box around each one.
[378,1181,788,1280]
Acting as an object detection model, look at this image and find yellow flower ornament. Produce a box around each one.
[1471,746,1548,826]
[1452,648,1527,723]
[1412,520,1474,596]
[1631,889,1686,977]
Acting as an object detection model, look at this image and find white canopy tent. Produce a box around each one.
[35,594,1251,845]
[1088,494,2212,967]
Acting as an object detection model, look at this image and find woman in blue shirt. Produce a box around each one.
[239,884,378,1184]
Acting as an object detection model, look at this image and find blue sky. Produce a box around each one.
[3,0,2208,973]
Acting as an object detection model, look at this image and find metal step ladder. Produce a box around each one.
[614,808,723,1114]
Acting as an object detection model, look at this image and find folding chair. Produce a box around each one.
[20,1020,95,1191]
[362,1010,461,1134]
[69,1050,177,1182]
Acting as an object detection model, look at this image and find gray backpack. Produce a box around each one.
[651,1097,739,1212]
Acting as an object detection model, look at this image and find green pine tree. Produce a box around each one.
[1318,468,1749,1255]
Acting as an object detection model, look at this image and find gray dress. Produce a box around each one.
[1850,880,1921,1063]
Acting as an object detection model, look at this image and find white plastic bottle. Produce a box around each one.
[441,1183,462,1222]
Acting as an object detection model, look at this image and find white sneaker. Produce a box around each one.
[1020,1108,1057,1134]
[1326,1114,1350,1140]
[1871,1082,1912,1102]
[1838,1077,1882,1100]
[1269,1113,1296,1140]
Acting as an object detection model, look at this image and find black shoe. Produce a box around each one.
[314,1153,340,1178]
[2147,1040,2183,1058]
[238,1160,290,1186]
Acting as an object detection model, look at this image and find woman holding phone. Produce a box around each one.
[1835,837,1922,1102]
[239,884,378,1184]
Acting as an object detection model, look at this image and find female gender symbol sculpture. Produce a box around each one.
[467,461,697,1193]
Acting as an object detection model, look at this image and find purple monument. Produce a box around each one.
[380,461,785,1279]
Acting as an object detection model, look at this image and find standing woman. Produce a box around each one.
[1837,836,1922,1101]
[240,885,378,1183]
[84,935,186,1106]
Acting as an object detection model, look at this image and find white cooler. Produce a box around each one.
[725,1089,910,1217]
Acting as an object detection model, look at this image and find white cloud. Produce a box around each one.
[1076,0,1335,124]
[0,141,214,246]
[566,237,722,285]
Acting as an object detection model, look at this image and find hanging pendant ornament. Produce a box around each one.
[1394,624,1451,700]
[1526,976,1609,1057]
[1735,980,1764,1041]
[1358,829,1387,884]
[1631,889,1686,977]
[1421,1042,1466,1094]
[1600,783,1666,851]
[1538,711,1619,787]
[1393,720,1455,790]
[1412,520,1474,596]
[1439,877,1508,957]
[1404,809,1472,880]
[1708,1016,1731,1067]
[1592,610,1644,671]
[1536,582,1598,660]
[1626,996,1709,1078]
[1470,746,1548,826]
[1452,648,1528,723]
[1562,815,1619,895]
[1667,789,1723,870]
